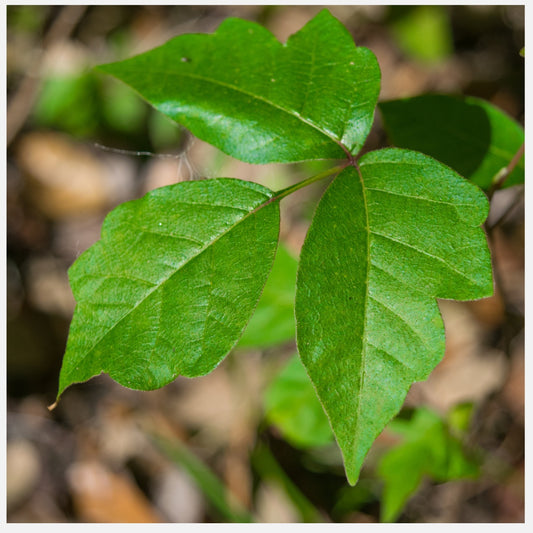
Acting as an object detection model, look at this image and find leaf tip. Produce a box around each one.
[345,462,362,487]
[347,476,359,487]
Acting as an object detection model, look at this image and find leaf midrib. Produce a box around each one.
[72,189,276,372]
[119,66,346,153]
[353,163,371,472]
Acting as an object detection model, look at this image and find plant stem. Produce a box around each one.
[274,163,347,202]
[488,142,525,199]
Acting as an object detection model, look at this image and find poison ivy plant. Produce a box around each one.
[56,10,498,487]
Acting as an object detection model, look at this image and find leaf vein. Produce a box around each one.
[366,341,416,374]
[369,263,424,295]
[77,272,158,288]
[365,187,477,209]
[78,196,274,367]
[370,231,480,285]
[368,295,431,351]
[144,68,345,150]
[356,164,371,454]
[172,200,250,213]
[136,229,205,247]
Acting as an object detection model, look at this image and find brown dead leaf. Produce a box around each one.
[16,132,110,219]
[16,131,136,220]
[7,440,42,512]
[67,460,162,523]
[255,481,299,523]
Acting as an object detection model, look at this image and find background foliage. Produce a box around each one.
[6,5,524,523]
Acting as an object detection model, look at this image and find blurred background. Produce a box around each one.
[6,5,524,523]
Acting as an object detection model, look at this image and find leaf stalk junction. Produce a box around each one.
[274,162,349,203]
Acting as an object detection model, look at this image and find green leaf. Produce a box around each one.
[446,402,475,435]
[239,244,297,348]
[57,178,279,399]
[379,94,525,189]
[295,148,492,485]
[96,9,380,164]
[378,408,480,522]
[264,355,334,448]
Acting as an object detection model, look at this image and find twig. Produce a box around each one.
[487,143,525,199]
[93,142,184,159]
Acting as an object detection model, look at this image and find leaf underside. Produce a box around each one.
[58,178,279,398]
[295,148,492,485]
[97,9,381,164]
